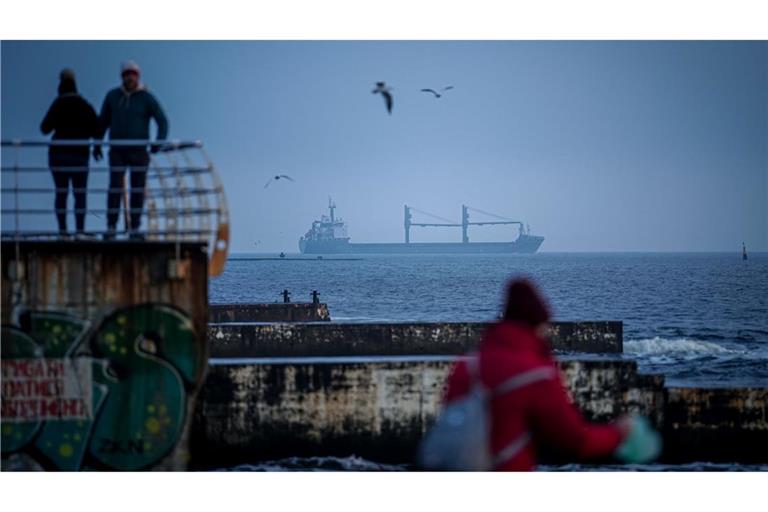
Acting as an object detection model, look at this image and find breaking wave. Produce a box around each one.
[219,455,407,472]
[624,337,737,357]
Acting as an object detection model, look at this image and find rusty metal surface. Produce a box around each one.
[2,241,207,327]
[209,303,331,323]
[207,321,623,358]
[1,240,209,470]
[190,358,662,468]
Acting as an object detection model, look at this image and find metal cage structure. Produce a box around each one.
[1,139,230,276]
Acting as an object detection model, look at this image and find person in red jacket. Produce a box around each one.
[443,279,631,471]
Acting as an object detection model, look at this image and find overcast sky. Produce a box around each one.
[2,40,766,252]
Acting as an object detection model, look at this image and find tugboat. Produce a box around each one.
[299,198,544,254]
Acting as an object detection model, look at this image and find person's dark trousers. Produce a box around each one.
[49,151,89,233]
[107,148,150,231]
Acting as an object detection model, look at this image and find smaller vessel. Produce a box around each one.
[743,243,748,261]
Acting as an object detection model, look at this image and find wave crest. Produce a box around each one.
[624,337,735,356]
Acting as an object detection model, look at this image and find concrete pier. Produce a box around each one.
[663,387,768,463]
[191,357,767,468]
[209,303,331,323]
[195,317,767,468]
[190,356,667,468]
[208,321,623,358]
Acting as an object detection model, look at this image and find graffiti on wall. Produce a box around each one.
[1,304,201,471]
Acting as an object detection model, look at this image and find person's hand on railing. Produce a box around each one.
[93,145,103,161]
[150,142,183,154]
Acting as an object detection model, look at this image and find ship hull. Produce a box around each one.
[299,235,544,254]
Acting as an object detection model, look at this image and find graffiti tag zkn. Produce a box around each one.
[1,305,200,471]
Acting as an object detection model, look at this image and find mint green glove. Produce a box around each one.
[614,415,662,464]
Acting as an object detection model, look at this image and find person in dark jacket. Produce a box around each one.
[443,279,657,470]
[40,68,99,236]
[96,60,168,239]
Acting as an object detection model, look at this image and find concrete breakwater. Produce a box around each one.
[207,321,623,358]
[209,303,330,323]
[191,357,665,468]
[195,306,767,469]
[192,314,768,469]
[191,356,767,468]
[663,387,768,464]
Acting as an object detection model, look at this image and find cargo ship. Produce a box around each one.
[298,199,544,254]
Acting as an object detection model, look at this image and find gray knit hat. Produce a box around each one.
[120,60,141,75]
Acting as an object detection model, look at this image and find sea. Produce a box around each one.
[210,252,768,471]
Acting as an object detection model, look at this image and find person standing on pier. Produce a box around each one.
[435,279,658,471]
[96,60,168,240]
[40,68,100,238]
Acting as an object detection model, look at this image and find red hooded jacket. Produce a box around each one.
[444,321,625,471]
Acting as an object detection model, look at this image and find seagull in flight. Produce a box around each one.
[420,85,454,98]
[372,81,393,114]
[264,174,294,188]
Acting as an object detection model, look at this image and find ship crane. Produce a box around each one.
[463,206,524,243]
[404,204,525,243]
[404,206,461,244]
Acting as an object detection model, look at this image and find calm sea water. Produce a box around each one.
[212,252,768,387]
[210,252,767,471]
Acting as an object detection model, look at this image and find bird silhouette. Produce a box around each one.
[372,82,393,114]
[421,85,454,99]
[264,174,294,188]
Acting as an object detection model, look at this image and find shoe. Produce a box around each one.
[129,231,145,241]
[75,232,96,241]
[103,226,117,241]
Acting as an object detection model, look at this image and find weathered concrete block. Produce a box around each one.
[189,357,660,468]
[663,387,768,463]
[209,303,330,323]
[548,322,623,353]
[559,359,665,426]
[207,321,623,358]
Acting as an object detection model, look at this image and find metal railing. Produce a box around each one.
[1,139,230,276]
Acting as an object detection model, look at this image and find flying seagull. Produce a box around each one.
[372,82,393,114]
[420,85,454,99]
[264,174,294,188]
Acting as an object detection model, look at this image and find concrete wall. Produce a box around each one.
[209,303,330,323]
[208,321,623,359]
[190,357,665,468]
[1,241,209,471]
[663,387,768,463]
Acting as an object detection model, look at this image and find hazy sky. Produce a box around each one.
[2,41,766,252]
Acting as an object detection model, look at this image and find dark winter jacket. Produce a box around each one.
[40,93,100,160]
[98,86,168,149]
[444,321,625,470]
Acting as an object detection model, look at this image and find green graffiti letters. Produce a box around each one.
[1,304,200,471]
